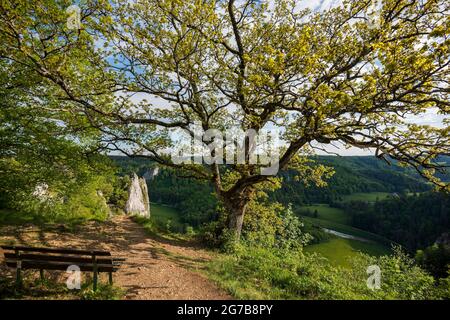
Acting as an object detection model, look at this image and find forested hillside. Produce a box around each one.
[343,192,450,252]
[272,156,434,206]
[111,155,449,251]
[111,154,435,212]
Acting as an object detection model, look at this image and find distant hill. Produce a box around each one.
[110,155,449,253]
[271,156,438,206]
[110,154,447,210]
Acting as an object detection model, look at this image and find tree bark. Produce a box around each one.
[228,204,246,239]
[223,189,252,240]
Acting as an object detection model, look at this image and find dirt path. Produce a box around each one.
[0,216,231,300]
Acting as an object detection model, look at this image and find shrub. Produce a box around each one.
[205,244,446,300]
[275,205,312,249]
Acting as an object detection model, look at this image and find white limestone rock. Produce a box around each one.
[125,173,150,217]
[32,183,50,202]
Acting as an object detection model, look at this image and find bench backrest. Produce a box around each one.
[1,245,119,273]
[1,245,111,256]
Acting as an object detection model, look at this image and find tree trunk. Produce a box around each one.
[228,204,246,239]
[223,191,251,240]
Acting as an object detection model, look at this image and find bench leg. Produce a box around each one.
[40,269,44,281]
[93,270,98,291]
[109,272,113,285]
[15,266,22,288]
[92,254,98,291]
[15,251,22,289]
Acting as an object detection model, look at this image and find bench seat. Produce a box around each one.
[1,245,125,290]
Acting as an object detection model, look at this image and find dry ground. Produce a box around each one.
[0,215,231,300]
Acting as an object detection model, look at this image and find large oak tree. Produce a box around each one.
[1,0,449,237]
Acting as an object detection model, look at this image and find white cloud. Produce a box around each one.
[404,108,448,128]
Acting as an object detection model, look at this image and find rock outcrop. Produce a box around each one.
[143,166,159,181]
[32,183,50,201]
[125,173,150,217]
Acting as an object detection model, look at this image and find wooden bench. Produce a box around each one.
[1,245,125,291]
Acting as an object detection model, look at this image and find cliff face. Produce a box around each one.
[143,167,159,181]
[125,173,150,217]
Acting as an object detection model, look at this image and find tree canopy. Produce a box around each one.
[1,0,448,236]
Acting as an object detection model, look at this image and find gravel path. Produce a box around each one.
[0,215,231,300]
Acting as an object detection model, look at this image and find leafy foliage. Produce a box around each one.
[206,245,447,300]
[416,243,450,279]
[1,0,448,237]
[272,156,433,206]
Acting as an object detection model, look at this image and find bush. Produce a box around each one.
[199,200,312,252]
[275,205,312,249]
[415,243,450,279]
[205,244,446,300]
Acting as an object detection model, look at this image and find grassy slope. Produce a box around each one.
[341,192,391,202]
[150,203,185,232]
[0,208,38,225]
[304,238,390,268]
[298,204,349,225]
[0,208,105,230]
[297,197,394,266]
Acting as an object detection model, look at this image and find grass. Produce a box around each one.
[150,202,185,233]
[341,192,391,202]
[78,282,125,300]
[132,212,195,245]
[303,238,391,268]
[204,244,444,300]
[301,216,394,246]
[0,208,38,225]
[298,204,350,225]
[295,201,394,267]
[0,273,124,300]
[0,208,103,231]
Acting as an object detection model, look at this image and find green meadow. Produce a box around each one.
[304,238,391,268]
[341,192,391,202]
[150,203,185,232]
[297,194,395,267]
[298,204,350,225]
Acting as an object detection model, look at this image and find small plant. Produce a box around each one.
[165,218,172,232]
[185,225,195,236]
[79,283,125,300]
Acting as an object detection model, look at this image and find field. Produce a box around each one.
[341,192,391,202]
[301,215,393,244]
[297,194,395,267]
[150,203,185,232]
[301,215,393,267]
[297,204,349,225]
[304,238,391,268]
